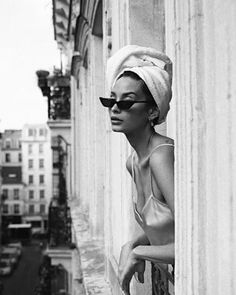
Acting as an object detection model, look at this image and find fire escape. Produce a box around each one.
[35,69,74,295]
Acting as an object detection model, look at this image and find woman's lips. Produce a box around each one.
[110,117,122,124]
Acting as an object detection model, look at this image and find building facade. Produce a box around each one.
[0,130,24,235]
[41,0,236,294]
[36,67,73,295]
[21,124,52,234]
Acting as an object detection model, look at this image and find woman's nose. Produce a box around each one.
[110,102,120,113]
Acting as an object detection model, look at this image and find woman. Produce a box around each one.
[100,45,174,295]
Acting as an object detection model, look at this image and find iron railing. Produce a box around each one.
[49,84,70,120]
[34,255,52,295]
[152,264,174,295]
[48,204,72,248]
[36,70,70,120]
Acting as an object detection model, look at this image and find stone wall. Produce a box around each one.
[165,1,236,294]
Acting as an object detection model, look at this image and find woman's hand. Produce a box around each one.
[119,250,145,295]
[118,241,134,283]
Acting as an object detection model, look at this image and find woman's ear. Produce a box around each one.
[148,106,159,122]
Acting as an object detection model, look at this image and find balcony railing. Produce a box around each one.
[48,202,72,248]
[152,264,175,295]
[34,255,51,295]
[34,254,69,295]
[36,69,71,120]
[49,85,70,120]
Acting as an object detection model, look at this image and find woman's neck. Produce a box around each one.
[126,128,155,159]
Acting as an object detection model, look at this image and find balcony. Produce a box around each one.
[36,69,71,121]
[48,201,72,248]
[43,201,73,295]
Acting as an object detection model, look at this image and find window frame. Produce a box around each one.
[39,189,45,199]
[3,204,8,214]
[29,175,34,184]
[39,159,44,168]
[39,175,44,184]
[29,204,34,214]
[39,144,43,153]
[2,189,8,199]
[13,204,20,214]
[28,144,33,154]
[5,153,11,162]
[29,190,34,199]
[28,129,34,136]
[28,159,33,169]
[5,139,11,149]
[13,189,19,200]
[39,128,44,136]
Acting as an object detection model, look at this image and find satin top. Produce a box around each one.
[131,144,174,246]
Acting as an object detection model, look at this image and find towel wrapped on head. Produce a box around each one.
[106,45,173,124]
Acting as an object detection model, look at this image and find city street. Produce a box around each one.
[1,240,43,295]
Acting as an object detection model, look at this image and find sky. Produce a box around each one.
[0,0,60,132]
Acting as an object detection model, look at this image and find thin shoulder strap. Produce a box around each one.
[131,152,138,203]
[149,143,174,157]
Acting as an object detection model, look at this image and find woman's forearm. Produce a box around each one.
[128,232,150,248]
[132,243,174,265]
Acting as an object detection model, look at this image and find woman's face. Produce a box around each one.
[109,76,151,134]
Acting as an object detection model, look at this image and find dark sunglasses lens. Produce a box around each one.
[100,98,115,108]
[117,101,134,110]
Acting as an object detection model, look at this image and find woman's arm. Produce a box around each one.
[119,241,174,294]
[127,231,150,248]
[132,243,174,265]
[118,231,149,279]
[119,242,174,294]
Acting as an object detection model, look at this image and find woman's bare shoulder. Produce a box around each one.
[153,134,174,146]
[149,135,174,167]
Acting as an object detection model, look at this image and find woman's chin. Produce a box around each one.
[111,125,124,133]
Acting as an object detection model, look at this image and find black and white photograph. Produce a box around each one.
[0,1,235,295]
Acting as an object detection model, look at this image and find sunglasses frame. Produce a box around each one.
[99,97,151,110]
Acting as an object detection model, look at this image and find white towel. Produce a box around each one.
[106,45,172,124]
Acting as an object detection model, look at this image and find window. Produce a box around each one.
[3,204,8,214]
[29,175,33,184]
[39,144,43,153]
[40,190,45,199]
[13,189,19,200]
[28,159,33,169]
[5,140,11,148]
[39,159,44,168]
[40,204,45,214]
[29,190,34,199]
[28,129,34,136]
[29,205,34,214]
[18,153,22,162]
[2,189,8,200]
[28,144,32,154]
[39,129,44,136]
[39,175,44,184]
[5,153,10,162]
[14,204,20,214]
